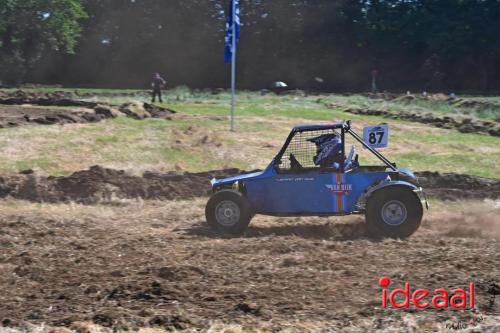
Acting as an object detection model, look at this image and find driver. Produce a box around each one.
[308,133,344,169]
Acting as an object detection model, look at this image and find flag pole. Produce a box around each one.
[230,0,236,132]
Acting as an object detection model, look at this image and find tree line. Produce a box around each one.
[1,0,499,92]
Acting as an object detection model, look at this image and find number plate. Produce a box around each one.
[363,124,388,148]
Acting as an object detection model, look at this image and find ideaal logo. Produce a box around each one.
[379,276,475,309]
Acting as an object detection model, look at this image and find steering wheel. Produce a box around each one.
[289,153,303,172]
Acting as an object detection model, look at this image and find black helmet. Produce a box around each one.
[308,133,342,167]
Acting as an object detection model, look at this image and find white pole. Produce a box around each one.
[230,0,236,132]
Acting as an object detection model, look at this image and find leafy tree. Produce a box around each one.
[7,0,500,92]
[0,0,87,85]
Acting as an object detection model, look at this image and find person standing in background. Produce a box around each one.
[151,73,166,103]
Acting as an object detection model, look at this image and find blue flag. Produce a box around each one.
[224,0,240,64]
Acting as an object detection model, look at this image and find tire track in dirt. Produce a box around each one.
[0,201,498,332]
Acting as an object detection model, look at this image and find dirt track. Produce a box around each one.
[0,198,498,332]
[0,166,498,332]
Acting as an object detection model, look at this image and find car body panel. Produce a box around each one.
[210,121,428,217]
[211,162,419,216]
[244,168,390,215]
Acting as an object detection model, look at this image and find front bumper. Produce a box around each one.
[414,187,430,210]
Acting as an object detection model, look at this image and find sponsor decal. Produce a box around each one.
[325,183,352,194]
[276,177,315,182]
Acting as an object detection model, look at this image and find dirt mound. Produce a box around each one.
[342,106,500,136]
[0,105,111,128]
[0,90,97,108]
[416,171,500,200]
[0,166,497,204]
[0,166,241,203]
[368,91,500,106]
[0,89,149,100]
[450,98,500,111]
[0,94,176,128]
[364,92,400,100]
[119,102,176,120]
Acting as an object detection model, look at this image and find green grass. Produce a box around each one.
[167,94,385,123]
[7,86,496,120]
[168,93,499,177]
[0,89,498,178]
[171,103,340,120]
[15,158,59,172]
[158,147,225,171]
[392,98,500,121]
[394,130,498,145]
[395,152,499,178]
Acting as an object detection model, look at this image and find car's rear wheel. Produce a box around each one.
[205,190,252,236]
[366,187,423,238]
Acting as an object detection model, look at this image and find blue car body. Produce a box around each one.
[210,122,427,217]
[211,161,424,216]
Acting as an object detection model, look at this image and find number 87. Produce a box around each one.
[369,131,384,144]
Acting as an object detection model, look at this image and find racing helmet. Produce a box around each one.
[307,133,342,167]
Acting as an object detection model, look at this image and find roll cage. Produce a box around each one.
[274,120,397,173]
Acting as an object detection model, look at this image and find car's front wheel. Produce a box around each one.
[365,187,423,238]
[205,190,252,236]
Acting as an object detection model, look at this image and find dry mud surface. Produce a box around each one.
[0,105,111,128]
[0,169,498,331]
[0,198,498,332]
[0,91,176,128]
[0,166,498,204]
[367,92,500,113]
[0,90,142,102]
[0,165,498,332]
[0,166,240,204]
[0,103,175,128]
[340,106,500,137]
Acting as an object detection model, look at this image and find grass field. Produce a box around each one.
[5,86,500,120]
[0,88,498,178]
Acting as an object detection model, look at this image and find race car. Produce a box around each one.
[206,121,428,238]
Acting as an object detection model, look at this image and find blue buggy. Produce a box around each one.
[206,121,428,238]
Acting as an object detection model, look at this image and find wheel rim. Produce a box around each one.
[215,200,240,227]
[381,200,407,226]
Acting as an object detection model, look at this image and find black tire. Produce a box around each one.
[205,190,252,236]
[366,186,423,238]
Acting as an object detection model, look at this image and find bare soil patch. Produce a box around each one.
[0,105,108,128]
[0,166,240,203]
[338,106,500,137]
[0,199,498,332]
[0,90,176,128]
[416,171,500,200]
[368,92,500,111]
